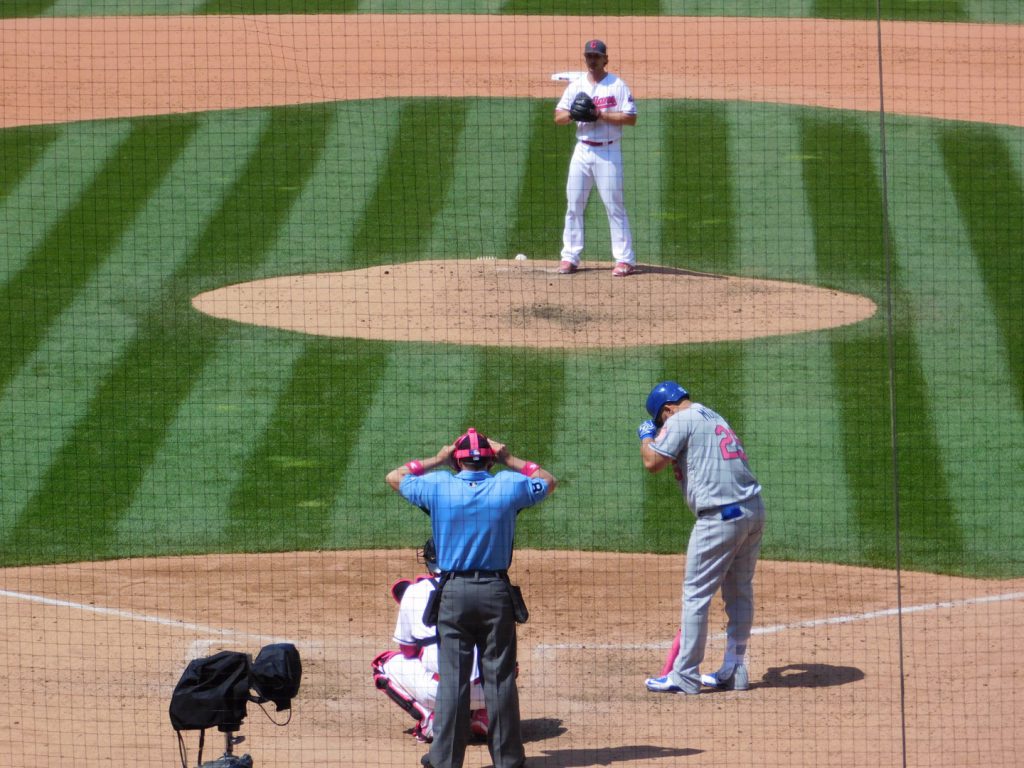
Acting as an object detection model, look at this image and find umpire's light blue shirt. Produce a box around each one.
[399,470,550,572]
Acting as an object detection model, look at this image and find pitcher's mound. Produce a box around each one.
[192,260,876,348]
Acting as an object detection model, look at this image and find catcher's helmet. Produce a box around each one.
[646,381,690,426]
[418,537,440,575]
[453,428,495,462]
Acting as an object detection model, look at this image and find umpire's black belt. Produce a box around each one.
[448,570,507,579]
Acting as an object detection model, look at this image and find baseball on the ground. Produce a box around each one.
[514,253,528,261]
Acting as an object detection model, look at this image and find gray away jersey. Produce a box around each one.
[650,402,762,515]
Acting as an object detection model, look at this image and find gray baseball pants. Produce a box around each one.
[669,494,766,693]
[429,573,523,768]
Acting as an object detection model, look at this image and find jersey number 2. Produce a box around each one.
[715,425,747,461]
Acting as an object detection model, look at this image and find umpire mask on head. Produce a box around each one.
[453,428,495,470]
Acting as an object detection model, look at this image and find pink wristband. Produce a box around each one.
[521,462,540,477]
[405,460,424,476]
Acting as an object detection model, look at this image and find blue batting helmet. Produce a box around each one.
[646,381,690,426]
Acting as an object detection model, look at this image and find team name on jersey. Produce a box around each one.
[594,95,618,109]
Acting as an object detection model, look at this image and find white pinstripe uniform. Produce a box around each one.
[557,71,637,266]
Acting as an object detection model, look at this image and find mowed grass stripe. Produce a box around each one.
[939,125,1024,411]
[497,99,568,260]
[502,0,661,13]
[260,100,404,277]
[660,0,814,14]
[0,123,130,284]
[730,102,821,281]
[811,0,966,20]
[0,0,57,17]
[547,353,665,551]
[801,113,965,572]
[0,117,197,396]
[463,349,565,547]
[964,1,1024,23]
[114,336,304,557]
[198,0,356,12]
[426,100,535,258]
[728,103,856,558]
[627,100,668,262]
[0,105,334,565]
[359,0,505,11]
[121,109,364,554]
[887,120,1024,576]
[330,346,483,548]
[222,339,388,552]
[352,99,468,264]
[800,115,907,567]
[45,0,206,13]
[659,102,736,273]
[0,112,267,532]
[0,125,60,199]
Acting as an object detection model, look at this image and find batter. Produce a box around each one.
[554,39,638,276]
[637,381,766,695]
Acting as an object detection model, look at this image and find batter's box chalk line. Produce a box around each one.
[532,590,1024,655]
[0,587,315,660]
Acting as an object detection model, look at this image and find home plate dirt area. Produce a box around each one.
[1,550,1022,767]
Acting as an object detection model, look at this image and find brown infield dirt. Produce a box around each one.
[1,13,1023,768]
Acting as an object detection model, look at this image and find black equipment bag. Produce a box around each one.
[169,650,252,732]
[250,643,302,711]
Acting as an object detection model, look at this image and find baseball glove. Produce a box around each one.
[568,92,599,122]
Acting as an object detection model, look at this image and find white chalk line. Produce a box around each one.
[0,587,302,650]
[534,590,1024,653]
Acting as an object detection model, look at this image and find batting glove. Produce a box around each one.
[637,420,657,441]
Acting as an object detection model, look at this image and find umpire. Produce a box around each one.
[386,428,557,768]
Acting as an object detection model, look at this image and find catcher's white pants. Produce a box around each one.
[669,495,765,692]
[381,654,485,712]
[561,141,634,265]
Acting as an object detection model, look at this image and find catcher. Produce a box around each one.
[371,539,489,743]
[554,39,638,277]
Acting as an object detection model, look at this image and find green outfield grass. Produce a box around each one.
[0,97,1021,576]
[2,0,1020,21]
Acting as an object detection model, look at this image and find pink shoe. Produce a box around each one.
[612,261,636,277]
[557,260,579,274]
[469,709,489,738]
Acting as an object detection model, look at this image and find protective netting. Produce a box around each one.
[0,2,1021,767]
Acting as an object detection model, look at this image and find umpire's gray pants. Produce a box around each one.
[669,494,765,693]
[429,574,523,768]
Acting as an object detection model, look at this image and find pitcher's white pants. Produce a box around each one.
[561,141,635,265]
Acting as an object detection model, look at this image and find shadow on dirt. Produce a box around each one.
[758,662,865,689]
[523,744,702,767]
